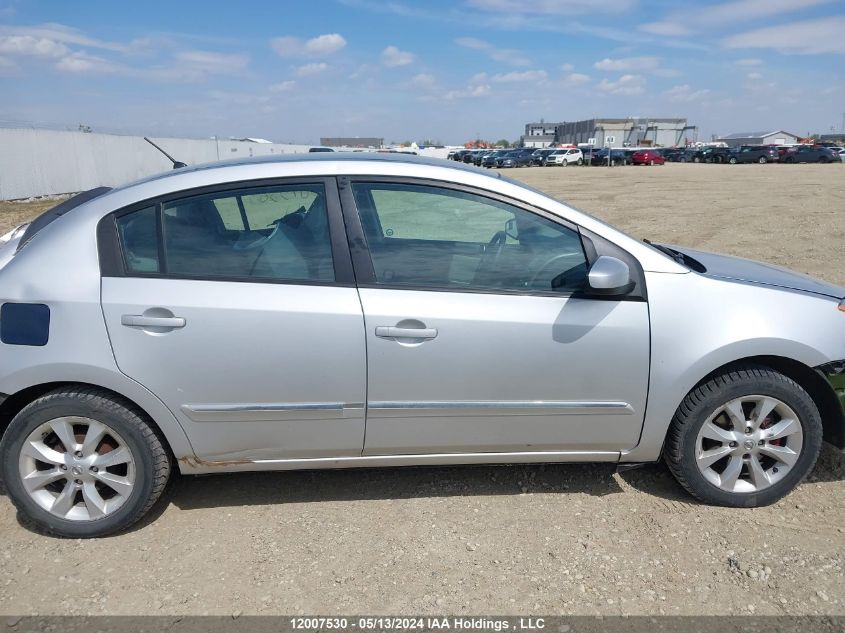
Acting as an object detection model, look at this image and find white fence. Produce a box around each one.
[0,128,312,200]
[0,128,455,200]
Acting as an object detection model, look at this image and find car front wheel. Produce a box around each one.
[0,386,171,537]
[665,366,822,507]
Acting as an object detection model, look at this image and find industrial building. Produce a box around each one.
[716,130,800,147]
[521,118,694,148]
[320,136,384,148]
[522,121,563,148]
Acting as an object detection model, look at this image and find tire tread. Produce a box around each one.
[2,384,171,537]
[665,365,821,506]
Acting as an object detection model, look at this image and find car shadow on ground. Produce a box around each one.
[167,461,624,511]
[7,445,844,537]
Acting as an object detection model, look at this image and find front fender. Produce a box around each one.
[623,271,844,462]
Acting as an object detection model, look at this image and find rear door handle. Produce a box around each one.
[375,326,438,340]
[121,315,186,329]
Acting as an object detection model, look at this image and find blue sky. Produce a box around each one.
[1,0,843,144]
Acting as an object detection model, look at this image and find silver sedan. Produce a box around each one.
[0,154,843,537]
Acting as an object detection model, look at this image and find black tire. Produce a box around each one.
[0,386,171,537]
[664,366,822,507]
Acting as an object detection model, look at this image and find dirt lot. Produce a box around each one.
[0,163,843,616]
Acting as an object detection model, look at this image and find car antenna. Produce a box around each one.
[143,137,187,169]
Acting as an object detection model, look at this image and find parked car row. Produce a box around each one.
[661,145,843,164]
[447,144,844,169]
[449,147,587,168]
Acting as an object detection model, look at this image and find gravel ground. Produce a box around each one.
[0,162,843,616]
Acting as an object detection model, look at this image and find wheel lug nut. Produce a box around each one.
[729,441,738,448]
[90,466,98,473]
[758,440,765,446]
[74,451,83,458]
[60,465,68,471]
[745,427,752,435]
[74,479,82,485]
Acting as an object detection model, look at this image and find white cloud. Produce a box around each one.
[295,62,328,76]
[271,33,346,57]
[173,50,248,74]
[410,72,436,88]
[596,74,645,95]
[444,75,492,99]
[639,21,690,36]
[270,80,296,92]
[492,69,547,82]
[640,0,837,37]
[0,23,128,52]
[560,63,574,72]
[55,51,116,73]
[663,84,710,102]
[722,17,845,54]
[734,57,763,66]
[0,34,69,58]
[381,45,415,67]
[566,72,590,85]
[746,72,763,80]
[455,36,530,66]
[465,0,636,15]
[594,56,660,72]
[304,33,347,56]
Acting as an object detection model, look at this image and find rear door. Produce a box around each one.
[340,178,650,456]
[99,178,367,463]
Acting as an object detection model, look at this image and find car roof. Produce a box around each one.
[113,152,502,193]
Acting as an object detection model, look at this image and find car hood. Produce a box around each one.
[667,245,845,300]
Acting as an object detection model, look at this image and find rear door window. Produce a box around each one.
[114,184,335,282]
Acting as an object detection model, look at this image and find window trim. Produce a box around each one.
[97,177,355,287]
[338,175,646,301]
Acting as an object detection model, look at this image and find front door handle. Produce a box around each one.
[121,315,186,329]
[375,326,438,340]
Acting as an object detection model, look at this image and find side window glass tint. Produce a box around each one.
[116,206,159,273]
[162,184,333,281]
[353,183,588,293]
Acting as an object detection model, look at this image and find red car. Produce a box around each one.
[631,149,665,165]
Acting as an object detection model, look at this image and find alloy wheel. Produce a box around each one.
[695,395,803,493]
[18,416,136,521]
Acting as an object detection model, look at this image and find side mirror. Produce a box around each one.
[587,256,635,296]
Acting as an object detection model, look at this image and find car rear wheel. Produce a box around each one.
[665,366,822,507]
[0,386,171,537]
[728,156,738,164]
[758,157,767,164]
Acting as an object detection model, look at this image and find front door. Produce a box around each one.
[344,180,650,456]
[100,179,366,462]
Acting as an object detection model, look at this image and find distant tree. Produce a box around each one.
[495,139,510,147]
